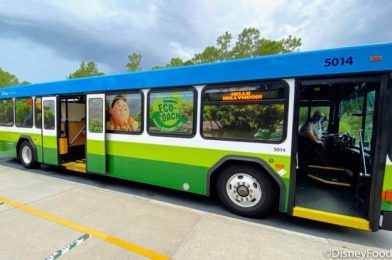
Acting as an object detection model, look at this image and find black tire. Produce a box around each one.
[19,141,38,169]
[216,165,276,217]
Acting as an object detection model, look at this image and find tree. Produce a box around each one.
[67,61,105,79]
[126,53,142,72]
[154,27,302,68]
[0,67,30,87]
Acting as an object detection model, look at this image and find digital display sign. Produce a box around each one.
[221,91,263,101]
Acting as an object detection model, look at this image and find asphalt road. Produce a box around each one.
[1,155,391,250]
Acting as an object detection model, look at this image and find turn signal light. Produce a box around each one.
[382,191,392,202]
[275,163,285,169]
[370,56,382,62]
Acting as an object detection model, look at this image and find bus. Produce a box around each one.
[0,43,391,231]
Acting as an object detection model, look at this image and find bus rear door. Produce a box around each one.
[42,96,59,165]
[86,94,106,174]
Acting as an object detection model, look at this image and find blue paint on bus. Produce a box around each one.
[1,43,391,98]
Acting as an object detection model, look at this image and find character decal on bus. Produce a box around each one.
[106,95,138,132]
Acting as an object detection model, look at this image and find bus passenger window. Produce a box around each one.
[106,92,143,134]
[35,97,42,129]
[15,97,33,128]
[0,99,14,126]
[202,81,287,142]
[148,89,195,136]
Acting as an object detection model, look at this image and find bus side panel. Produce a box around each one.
[0,130,43,162]
[87,139,106,173]
[42,135,58,164]
[0,130,18,157]
[382,160,392,212]
[106,140,291,211]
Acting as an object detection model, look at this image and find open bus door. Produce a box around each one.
[291,75,390,231]
[41,96,59,165]
[86,94,106,174]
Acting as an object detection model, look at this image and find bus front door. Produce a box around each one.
[42,96,59,165]
[86,94,106,174]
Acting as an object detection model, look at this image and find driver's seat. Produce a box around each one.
[298,136,353,187]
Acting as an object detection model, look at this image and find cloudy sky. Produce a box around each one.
[0,0,391,83]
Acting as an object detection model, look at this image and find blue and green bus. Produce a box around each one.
[1,43,392,231]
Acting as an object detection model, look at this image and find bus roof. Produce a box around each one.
[1,43,391,98]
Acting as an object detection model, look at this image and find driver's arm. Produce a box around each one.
[306,131,322,144]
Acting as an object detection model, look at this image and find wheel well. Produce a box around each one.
[209,159,282,210]
[16,137,35,159]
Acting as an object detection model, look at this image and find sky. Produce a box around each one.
[0,0,391,84]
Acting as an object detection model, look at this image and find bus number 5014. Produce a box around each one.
[324,56,353,67]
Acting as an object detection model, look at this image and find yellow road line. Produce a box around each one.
[0,196,169,260]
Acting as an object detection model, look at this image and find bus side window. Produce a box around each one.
[15,97,33,128]
[0,99,14,127]
[202,81,288,142]
[106,92,143,134]
[35,97,42,129]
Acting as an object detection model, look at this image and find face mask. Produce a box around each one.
[313,115,322,122]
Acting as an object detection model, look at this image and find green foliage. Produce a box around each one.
[67,61,105,79]
[0,99,13,125]
[203,103,284,141]
[44,106,55,129]
[88,99,103,133]
[0,67,30,88]
[126,53,142,72]
[15,98,33,127]
[152,27,302,68]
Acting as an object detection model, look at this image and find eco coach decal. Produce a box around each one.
[149,90,194,135]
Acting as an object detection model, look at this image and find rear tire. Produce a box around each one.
[19,141,38,169]
[216,165,276,217]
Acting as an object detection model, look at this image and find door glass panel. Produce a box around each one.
[43,100,55,130]
[364,90,375,149]
[298,106,309,130]
[89,98,103,133]
[339,95,363,142]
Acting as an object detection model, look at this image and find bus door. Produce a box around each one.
[292,76,385,231]
[42,96,59,165]
[86,94,106,174]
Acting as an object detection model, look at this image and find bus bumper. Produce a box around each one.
[381,211,392,231]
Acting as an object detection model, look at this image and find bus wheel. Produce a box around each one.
[217,165,276,217]
[19,141,38,169]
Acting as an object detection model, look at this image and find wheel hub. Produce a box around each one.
[21,145,32,164]
[237,185,249,197]
[226,173,262,208]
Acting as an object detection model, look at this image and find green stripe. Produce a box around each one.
[383,165,392,190]
[0,140,16,157]
[87,153,105,173]
[382,200,392,211]
[43,147,58,165]
[108,155,208,195]
[107,140,291,175]
[87,140,105,155]
[0,132,43,162]
[87,140,105,173]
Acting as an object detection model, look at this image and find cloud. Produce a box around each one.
[0,0,391,83]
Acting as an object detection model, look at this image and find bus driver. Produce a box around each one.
[299,111,328,165]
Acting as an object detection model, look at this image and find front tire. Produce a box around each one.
[217,165,276,217]
[19,141,38,169]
